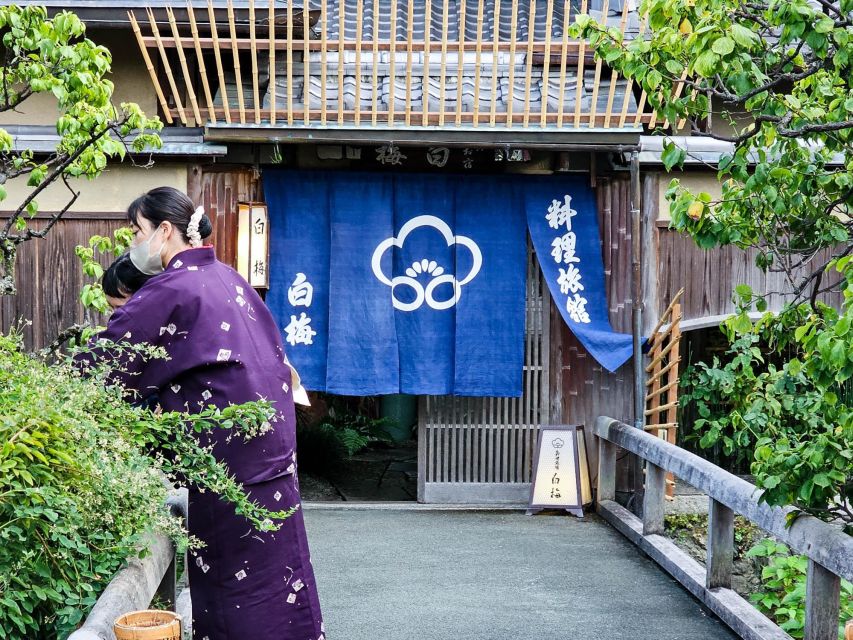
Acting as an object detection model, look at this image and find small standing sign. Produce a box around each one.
[527,424,592,517]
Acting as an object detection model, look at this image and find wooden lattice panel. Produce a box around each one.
[128,0,668,130]
[644,288,684,499]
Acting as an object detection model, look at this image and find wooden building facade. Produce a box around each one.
[0,0,794,504]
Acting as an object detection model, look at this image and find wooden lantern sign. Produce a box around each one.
[236,202,270,289]
[527,425,592,517]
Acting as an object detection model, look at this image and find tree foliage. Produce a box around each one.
[0,5,162,295]
[575,0,852,530]
[0,333,297,639]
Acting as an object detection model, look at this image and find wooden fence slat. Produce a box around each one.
[286,0,294,125]
[147,8,187,124]
[506,0,519,127]
[455,0,466,126]
[388,0,399,125]
[166,6,202,125]
[371,0,380,125]
[538,0,554,127]
[438,0,449,126]
[572,0,587,127]
[129,11,173,124]
[488,0,501,127]
[556,0,570,127]
[587,0,608,127]
[603,0,630,128]
[207,1,232,123]
[422,0,432,126]
[405,0,415,125]
[472,0,485,127]
[304,2,313,126]
[268,0,276,124]
[244,0,259,124]
[226,0,247,123]
[522,0,536,127]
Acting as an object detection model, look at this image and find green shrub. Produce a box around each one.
[747,539,853,639]
[0,333,295,639]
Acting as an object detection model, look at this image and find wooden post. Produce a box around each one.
[488,0,501,126]
[422,0,432,126]
[321,0,328,124]
[805,560,841,640]
[187,2,217,124]
[597,438,617,502]
[388,0,398,125]
[304,2,313,125]
[268,0,276,123]
[405,0,414,125]
[371,0,379,125]
[521,0,536,127]
[454,0,466,126]
[286,0,294,125]
[128,11,173,124]
[208,1,232,123]
[556,0,570,127]
[706,498,734,589]
[572,0,587,127]
[642,462,665,535]
[472,0,485,127]
[226,0,246,124]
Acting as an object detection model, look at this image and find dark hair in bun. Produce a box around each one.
[103,253,152,299]
[127,186,213,244]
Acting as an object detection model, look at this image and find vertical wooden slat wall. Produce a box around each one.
[420,238,548,502]
[0,214,125,351]
[132,0,659,129]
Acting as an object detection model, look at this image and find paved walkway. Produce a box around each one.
[304,507,739,640]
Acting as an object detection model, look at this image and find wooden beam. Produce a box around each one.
[556,0,570,128]
[587,0,608,127]
[488,0,501,127]
[268,0,276,124]
[226,0,246,123]
[166,6,202,125]
[305,1,313,126]
[538,0,554,128]
[572,0,587,128]
[208,0,232,123]
[129,11,173,124]
[522,0,536,128]
[146,7,187,124]
[249,0,261,124]
[455,0,466,126]
[187,2,217,124]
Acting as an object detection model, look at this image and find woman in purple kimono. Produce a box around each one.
[88,187,324,640]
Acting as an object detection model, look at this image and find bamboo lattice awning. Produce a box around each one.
[131,0,661,133]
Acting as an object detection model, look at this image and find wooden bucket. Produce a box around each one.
[114,610,182,640]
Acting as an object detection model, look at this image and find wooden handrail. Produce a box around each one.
[595,416,852,640]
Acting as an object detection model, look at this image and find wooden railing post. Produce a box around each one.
[706,498,734,589]
[597,437,617,502]
[642,462,666,535]
[805,559,841,640]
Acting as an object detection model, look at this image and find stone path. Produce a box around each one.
[304,507,740,640]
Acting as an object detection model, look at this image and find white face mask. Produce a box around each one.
[129,225,166,276]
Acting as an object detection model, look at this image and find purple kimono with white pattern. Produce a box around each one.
[88,246,324,640]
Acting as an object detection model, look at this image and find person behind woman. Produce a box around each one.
[102,253,152,309]
[85,187,324,640]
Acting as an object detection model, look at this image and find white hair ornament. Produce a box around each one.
[187,206,205,247]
